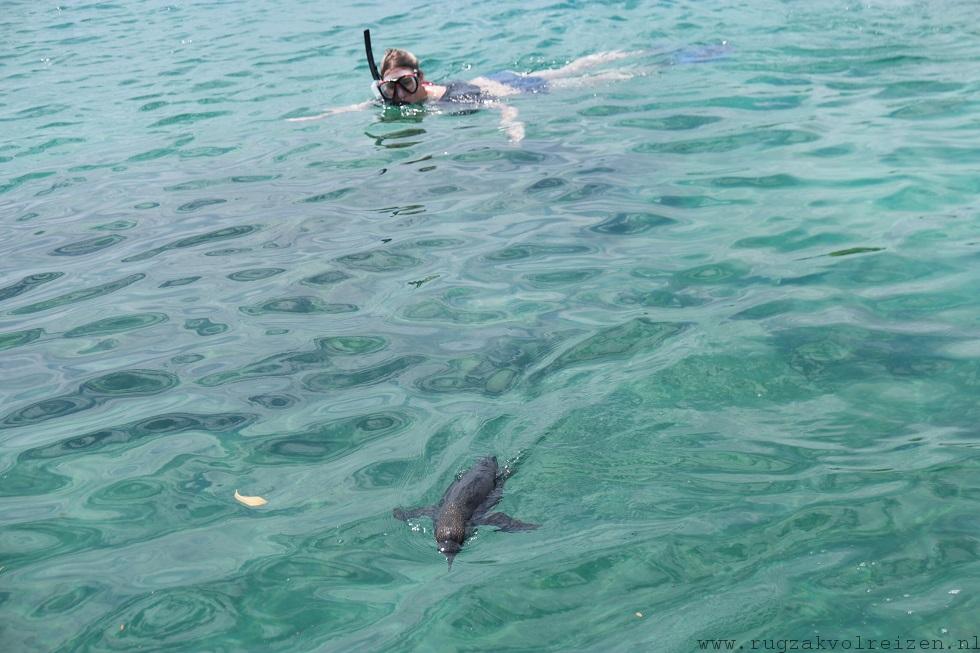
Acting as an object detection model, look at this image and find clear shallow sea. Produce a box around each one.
[2,0,979,651]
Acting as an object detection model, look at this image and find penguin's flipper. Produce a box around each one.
[474,511,539,532]
[472,486,504,520]
[393,505,436,521]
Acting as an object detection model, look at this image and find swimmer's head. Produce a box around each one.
[380,48,421,78]
[376,48,428,104]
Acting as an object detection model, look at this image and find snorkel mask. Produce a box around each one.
[365,30,423,106]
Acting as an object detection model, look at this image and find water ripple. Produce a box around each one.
[239,296,359,316]
[8,274,145,315]
[1,370,177,429]
[0,272,65,303]
[64,313,168,338]
[122,225,259,263]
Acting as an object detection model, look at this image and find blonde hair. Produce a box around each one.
[380,48,421,77]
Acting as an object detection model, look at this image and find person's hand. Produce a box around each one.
[286,112,330,122]
[286,101,375,123]
[498,104,524,143]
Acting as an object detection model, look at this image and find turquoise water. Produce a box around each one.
[2,0,979,650]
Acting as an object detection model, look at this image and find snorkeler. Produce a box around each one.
[287,30,643,143]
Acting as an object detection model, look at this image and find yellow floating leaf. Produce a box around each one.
[234,489,268,507]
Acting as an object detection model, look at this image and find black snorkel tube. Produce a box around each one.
[364,29,381,81]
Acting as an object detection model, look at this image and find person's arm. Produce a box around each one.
[286,100,376,122]
[488,101,525,143]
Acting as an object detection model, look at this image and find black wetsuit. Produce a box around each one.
[438,80,488,103]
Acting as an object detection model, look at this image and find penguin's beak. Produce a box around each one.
[438,540,461,569]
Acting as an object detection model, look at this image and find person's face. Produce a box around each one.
[378,66,426,104]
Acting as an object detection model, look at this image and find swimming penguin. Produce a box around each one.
[393,456,538,568]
